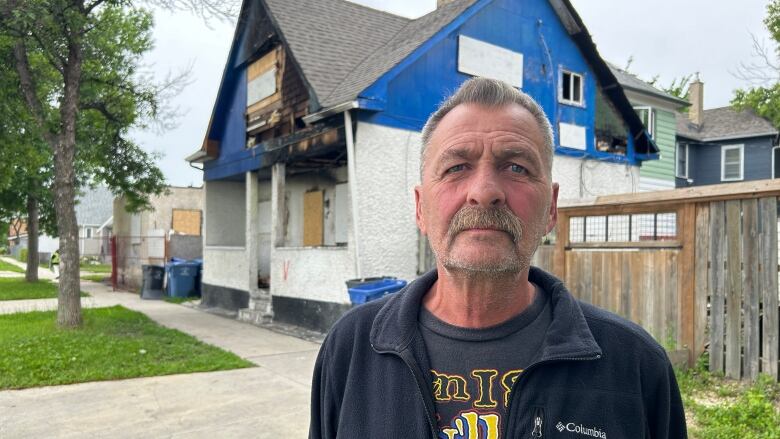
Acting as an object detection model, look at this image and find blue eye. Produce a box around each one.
[445,164,466,174]
[509,164,527,174]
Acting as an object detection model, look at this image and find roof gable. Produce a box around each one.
[677,107,779,142]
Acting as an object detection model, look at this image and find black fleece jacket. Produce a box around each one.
[309,267,687,438]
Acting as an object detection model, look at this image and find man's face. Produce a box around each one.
[415,103,559,277]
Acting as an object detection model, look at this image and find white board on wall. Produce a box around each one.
[559,123,587,150]
[247,67,276,106]
[458,35,524,88]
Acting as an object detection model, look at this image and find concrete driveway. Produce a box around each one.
[0,281,321,438]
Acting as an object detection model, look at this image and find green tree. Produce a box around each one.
[0,0,233,327]
[0,39,54,282]
[732,0,780,127]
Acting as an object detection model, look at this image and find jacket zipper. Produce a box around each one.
[372,345,438,438]
[531,407,544,437]
[503,354,602,438]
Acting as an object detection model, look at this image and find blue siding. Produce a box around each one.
[359,0,637,164]
[686,136,775,186]
[205,0,645,181]
[203,67,259,181]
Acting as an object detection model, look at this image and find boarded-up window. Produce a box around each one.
[172,209,202,236]
[303,190,324,246]
[247,48,281,111]
[458,35,523,88]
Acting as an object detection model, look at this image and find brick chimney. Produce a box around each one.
[437,0,457,7]
[688,73,704,126]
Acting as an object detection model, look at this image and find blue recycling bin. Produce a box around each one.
[166,260,199,298]
[348,278,407,305]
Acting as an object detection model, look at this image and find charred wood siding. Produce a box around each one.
[246,46,310,146]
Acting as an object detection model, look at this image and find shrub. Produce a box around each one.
[17,248,28,263]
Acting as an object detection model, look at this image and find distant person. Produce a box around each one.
[50,249,60,279]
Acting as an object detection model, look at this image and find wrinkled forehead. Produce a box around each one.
[423,103,548,169]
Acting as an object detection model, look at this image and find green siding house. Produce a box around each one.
[610,65,690,191]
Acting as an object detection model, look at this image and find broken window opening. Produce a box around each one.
[594,87,629,156]
[560,70,584,106]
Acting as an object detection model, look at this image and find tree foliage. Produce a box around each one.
[0,0,174,326]
[732,0,780,127]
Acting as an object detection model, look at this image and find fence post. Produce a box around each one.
[678,203,697,366]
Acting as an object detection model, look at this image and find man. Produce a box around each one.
[50,248,60,279]
[310,78,687,438]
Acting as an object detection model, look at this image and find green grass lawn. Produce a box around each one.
[80,274,108,282]
[0,259,24,273]
[0,305,254,390]
[0,278,88,301]
[79,263,111,273]
[677,355,780,438]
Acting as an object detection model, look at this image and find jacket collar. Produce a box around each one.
[369,267,602,361]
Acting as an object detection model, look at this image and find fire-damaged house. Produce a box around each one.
[186,0,659,332]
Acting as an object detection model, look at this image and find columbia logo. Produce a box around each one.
[556,422,566,432]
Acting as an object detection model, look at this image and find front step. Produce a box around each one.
[237,288,273,325]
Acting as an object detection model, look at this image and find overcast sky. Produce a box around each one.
[135,0,773,187]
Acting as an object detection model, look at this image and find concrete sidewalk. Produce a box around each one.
[0,281,321,438]
[0,255,56,280]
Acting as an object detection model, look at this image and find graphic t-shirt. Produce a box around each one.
[418,284,552,439]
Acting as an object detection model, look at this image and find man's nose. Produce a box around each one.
[467,168,506,207]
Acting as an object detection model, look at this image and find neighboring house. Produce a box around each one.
[609,64,690,191]
[187,0,659,331]
[112,187,203,289]
[7,186,114,261]
[75,185,114,259]
[676,77,779,187]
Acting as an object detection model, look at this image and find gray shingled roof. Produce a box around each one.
[75,186,114,226]
[264,0,408,108]
[323,0,479,107]
[263,0,477,109]
[676,107,778,142]
[608,64,689,106]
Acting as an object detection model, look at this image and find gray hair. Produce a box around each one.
[420,77,554,177]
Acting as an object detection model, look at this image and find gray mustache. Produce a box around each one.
[447,206,524,244]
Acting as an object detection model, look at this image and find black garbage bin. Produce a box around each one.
[141,265,165,300]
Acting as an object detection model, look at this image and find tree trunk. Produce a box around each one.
[55,22,84,329]
[25,196,39,282]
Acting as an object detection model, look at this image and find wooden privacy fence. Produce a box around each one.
[533,179,780,381]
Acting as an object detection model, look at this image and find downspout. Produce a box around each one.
[344,110,362,278]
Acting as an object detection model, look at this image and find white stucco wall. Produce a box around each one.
[553,155,640,203]
[354,122,422,282]
[270,246,355,304]
[205,180,245,246]
[202,247,249,292]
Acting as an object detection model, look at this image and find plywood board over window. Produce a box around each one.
[247,47,284,115]
[303,190,324,246]
[172,209,202,236]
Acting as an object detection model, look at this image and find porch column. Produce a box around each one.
[245,171,259,293]
[271,163,286,247]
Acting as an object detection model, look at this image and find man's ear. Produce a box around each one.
[414,185,426,235]
[545,183,559,235]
